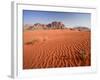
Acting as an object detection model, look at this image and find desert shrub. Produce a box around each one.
[80,49,86,66]
[25,39,38,45]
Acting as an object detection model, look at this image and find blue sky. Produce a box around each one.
[23,10,91,28]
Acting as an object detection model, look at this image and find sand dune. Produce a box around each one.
[23,29,91,69]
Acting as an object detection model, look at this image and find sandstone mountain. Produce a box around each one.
[24,21,65,30]
[24,21,90,31]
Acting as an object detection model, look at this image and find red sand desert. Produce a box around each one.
[23,29,91,69]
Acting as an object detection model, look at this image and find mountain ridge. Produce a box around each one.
[24,21,90,31]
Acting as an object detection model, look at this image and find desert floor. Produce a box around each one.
[23,29,91,69]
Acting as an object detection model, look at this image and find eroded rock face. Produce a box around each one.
[47,21,65,29]
[33,23,46,29]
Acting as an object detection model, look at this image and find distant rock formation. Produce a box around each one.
[33,23,47,30]
[24,21,90,31]
[47,21,65,29]
[24,21,65,30]
[73,27,90,31]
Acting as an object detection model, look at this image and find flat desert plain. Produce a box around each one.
[23,29,91,69]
